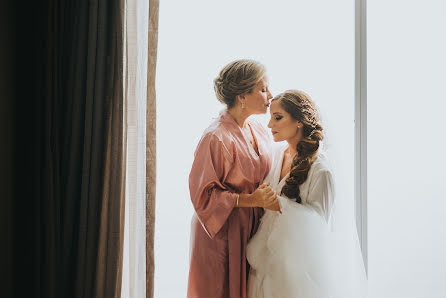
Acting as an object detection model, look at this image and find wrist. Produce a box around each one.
[238,193,253,207]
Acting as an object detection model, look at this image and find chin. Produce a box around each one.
[272,135,282,142]
[255,107,268,114]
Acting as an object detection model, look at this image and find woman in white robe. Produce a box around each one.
[247,90,367,298]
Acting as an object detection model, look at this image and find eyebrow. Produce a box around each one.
[272,112,282,115]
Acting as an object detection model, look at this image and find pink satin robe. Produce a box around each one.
[187,111,272,298]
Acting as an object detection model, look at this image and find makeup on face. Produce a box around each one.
[267,100,300,143]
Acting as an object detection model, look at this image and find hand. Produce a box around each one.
[250,183,277,209]
[264,196,281,212]
[237,183,281,212]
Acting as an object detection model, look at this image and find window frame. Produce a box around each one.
[355,0,368,273]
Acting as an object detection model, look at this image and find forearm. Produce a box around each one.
[236,193,256,207]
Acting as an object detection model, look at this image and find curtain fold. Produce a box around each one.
[146,1,159,297]
[15,0,126,297]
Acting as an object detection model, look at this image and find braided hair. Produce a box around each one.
[273,90,324,203]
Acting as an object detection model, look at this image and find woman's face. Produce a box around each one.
[268,100,301,142]
[240,76,273,115]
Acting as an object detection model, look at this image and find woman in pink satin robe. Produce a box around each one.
[187,60,280,298]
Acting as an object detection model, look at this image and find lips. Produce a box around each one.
[271,131,278,135]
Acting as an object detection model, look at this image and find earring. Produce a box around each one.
[241,101,245,109]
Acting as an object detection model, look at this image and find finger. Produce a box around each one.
[265,202,280,212]
[263,189,273,196]
[266,200,281,212]
[264,185,273,191]
[259,182,270,189]
[262,195,273,204]
[266,187,276,194]
[264,194,277,204]
[264,200,276,208]
[273,200,281,210]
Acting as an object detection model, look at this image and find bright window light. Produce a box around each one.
[368,1,446,297]
[155,1,354,296]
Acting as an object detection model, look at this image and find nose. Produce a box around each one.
[267,90,273,100]
[267,118,273,128]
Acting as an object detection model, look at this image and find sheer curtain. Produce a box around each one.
[122,0,148,296]
[122,0,159,297]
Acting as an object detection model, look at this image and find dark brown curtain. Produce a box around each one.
[13,0,125,297]
[0,1,15,297]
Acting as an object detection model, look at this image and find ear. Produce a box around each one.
[237,93,246,101]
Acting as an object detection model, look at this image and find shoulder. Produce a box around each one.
[196,119,235,158]
[312,152,331,171]
[309,153,333,181]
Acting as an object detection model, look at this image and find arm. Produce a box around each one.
[189,133,238,239]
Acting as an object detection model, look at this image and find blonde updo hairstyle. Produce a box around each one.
[214,59,266,109]
[272,90,324,203]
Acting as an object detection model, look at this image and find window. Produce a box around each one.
[155,1,355,296]
[367,1,446,297]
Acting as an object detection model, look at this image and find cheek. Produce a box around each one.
[280,122,295,136]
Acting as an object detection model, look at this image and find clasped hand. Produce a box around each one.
[251,183,281,212]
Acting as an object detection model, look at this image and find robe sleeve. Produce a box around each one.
[189,133,238,239]
[306,169,335,223]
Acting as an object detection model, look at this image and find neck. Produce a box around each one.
[286,138,299,157]
[227,107,250,128]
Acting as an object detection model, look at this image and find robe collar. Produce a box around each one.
[219,109,251,129]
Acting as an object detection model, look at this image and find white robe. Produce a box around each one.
[247,144,367,298]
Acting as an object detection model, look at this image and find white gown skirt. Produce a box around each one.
[247,197,367,298]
